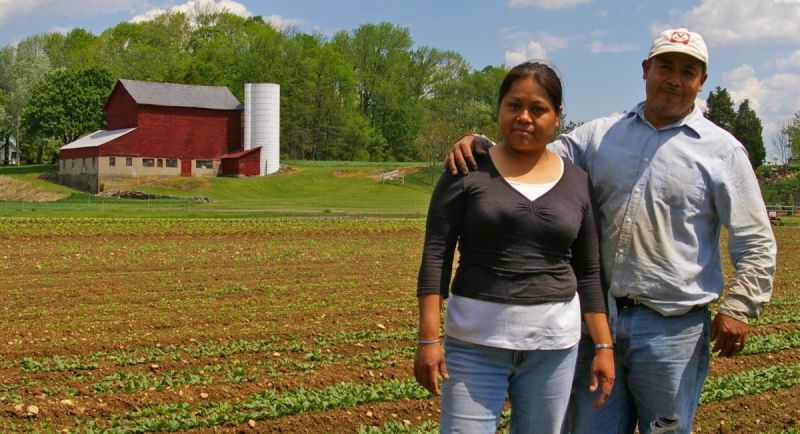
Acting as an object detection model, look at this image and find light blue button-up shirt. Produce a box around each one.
[551,102,776,320]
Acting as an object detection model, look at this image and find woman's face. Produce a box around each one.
[497,76,559,154]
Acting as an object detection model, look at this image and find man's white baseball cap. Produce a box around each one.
[648,28,708,66]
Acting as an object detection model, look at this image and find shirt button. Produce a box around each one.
[626,218,632,223]
[635,188,641,193]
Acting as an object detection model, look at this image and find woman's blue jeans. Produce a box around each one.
[563,306,710,434]
[440,336,578,433]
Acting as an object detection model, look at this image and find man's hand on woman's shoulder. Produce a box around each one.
[444,134,492,175]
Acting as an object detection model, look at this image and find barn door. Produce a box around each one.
[181,159,191,176]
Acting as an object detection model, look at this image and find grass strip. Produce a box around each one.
[76,378,429,433]
[700,364,800,404]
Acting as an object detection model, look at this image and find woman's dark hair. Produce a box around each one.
[497,61,563,116]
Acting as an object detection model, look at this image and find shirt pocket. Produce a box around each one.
[658,165,705,211]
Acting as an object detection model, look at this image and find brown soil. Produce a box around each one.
[0,219,797,433]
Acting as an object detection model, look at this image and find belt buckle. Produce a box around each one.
[616,296,642,309]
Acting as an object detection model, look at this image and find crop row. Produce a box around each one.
[73,378,428,433]
[0,216,424,237]
[700,363,800,404]
[12,328,417,374]
[751,310,800,326]
[53,359,798,433]
[12,324,798,379]
[741,330,800,355]
[359,420,438,434]
[769,295,800,306]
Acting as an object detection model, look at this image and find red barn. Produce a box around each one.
[59,79,253,193]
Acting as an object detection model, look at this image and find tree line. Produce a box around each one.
[0,9,795,169]
[0,12,508,166]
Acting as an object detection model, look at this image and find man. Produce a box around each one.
[446,29,776,434]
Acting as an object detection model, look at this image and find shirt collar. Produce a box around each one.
[632,101,704,137]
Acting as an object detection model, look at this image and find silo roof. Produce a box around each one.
[118,79,242,111]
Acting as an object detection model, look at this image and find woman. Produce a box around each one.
[414,61,614,433]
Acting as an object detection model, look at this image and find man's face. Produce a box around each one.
[642,52,708,128]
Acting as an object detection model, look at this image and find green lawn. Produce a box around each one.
[0,161,441,217]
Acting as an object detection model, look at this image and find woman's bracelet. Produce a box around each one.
[417,338,441,345]
[595,343,614,351]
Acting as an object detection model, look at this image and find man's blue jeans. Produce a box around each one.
[440,336,578,433]
[563,306,711,434]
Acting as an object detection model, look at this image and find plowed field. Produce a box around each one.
[0,218,797,433]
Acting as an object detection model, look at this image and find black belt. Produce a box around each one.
[614,297,706,314]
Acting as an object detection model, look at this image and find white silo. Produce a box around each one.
[244,83,280,175]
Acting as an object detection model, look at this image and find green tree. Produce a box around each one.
[23,66,115,162]
[557,118,584,136]
[772,118,792,164]
[333,23,419,161]
[0,35,53,165]
[415,115,461,186]
[61,28,101,70]
[97,13,192,82]
[734,99,765,169]
[0,88,10,165]
[704,86,737,132]
[280,32,362,160]
[782,111,800,164]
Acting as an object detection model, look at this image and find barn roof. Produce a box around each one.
[118,79,242,111]
[60,128,137,150]
[221,147,262,159]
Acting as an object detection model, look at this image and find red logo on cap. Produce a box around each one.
[670,32,690,45]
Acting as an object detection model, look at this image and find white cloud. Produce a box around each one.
[654,0,800,48]
[773,50,800,72]
[130,8,168,23]
[501,30,573,65]
[128,1,301,31]
[723,65,769,112]
[50,26,74,36]
[131,0,251,23]
[263,14,303,31]
[505,41,548,65]
[508,0,591,8]
[721,59,800,159]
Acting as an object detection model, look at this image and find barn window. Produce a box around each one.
[157,159,163,167]
[196,160,213,169]
[92,158,96,167]
[166,159,178,168]
[143,158,155,167]
[126,157,133,166]
[109,157,116,166]
[71,159,75,168]
[82,159,86,167]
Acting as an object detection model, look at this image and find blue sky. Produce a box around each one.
[1,0,799,161]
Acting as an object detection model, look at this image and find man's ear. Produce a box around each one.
[642,59,651,80]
